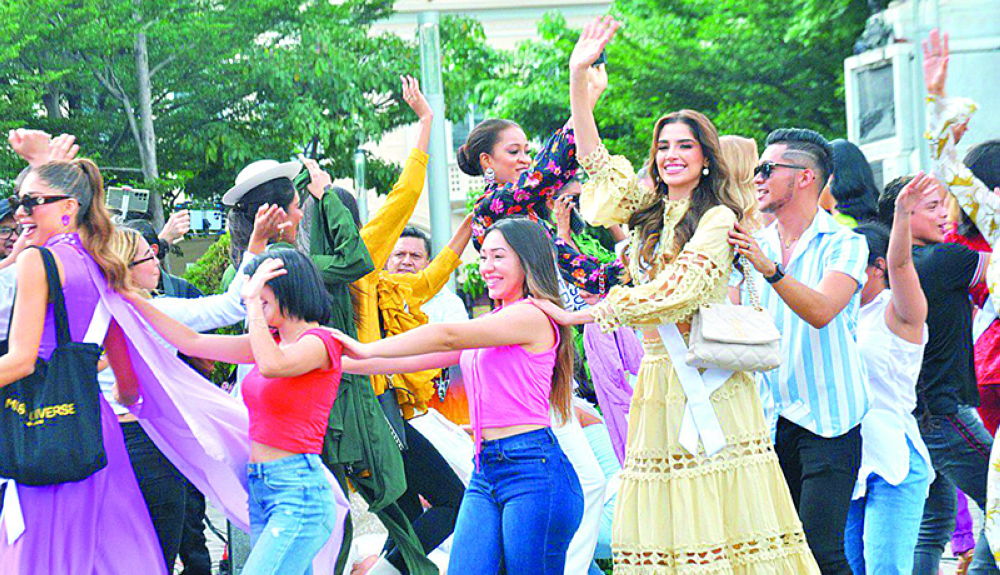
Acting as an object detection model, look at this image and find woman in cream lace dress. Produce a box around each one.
[533,17,819,574]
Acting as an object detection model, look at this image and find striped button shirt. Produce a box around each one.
[747,209,871,438]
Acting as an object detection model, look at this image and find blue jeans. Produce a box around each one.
[844,438,930,574]
[448,428,584,574]
[245,454,336,575]
[914,406,1000,575]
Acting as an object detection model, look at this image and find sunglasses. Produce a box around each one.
[8,194,73,216]
[753,161,809,180]
[129,254,158,268]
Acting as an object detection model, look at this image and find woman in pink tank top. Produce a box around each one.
[126,247,346,575]
[335,218,584,574]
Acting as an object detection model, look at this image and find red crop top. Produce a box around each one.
[242,328,343,454]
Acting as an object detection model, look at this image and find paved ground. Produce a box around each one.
[186,501,963,575]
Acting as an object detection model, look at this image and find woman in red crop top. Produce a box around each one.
[126,247,344,575]
[332,218,584,575]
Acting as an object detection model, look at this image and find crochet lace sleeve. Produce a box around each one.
[592,206,736,332]
[578,142,659,227]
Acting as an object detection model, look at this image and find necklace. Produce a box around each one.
[779,232,799,250]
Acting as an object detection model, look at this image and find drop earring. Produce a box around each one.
[702,166,710,176]
[484,167,496,186]
[61,215,71,227]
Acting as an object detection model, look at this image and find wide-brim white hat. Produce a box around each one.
[222,160,303,206]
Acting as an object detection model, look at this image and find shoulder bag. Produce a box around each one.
[686,255,782,372]
[0,246,106,485]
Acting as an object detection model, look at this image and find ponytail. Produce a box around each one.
[34,159,130,293]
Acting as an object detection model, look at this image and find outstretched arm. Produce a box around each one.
[335,303,553,359]
[125,292,254,364]
[569,16,619,162]
[341,351,460,375]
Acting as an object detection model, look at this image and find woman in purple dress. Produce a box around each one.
[0,159,167,575]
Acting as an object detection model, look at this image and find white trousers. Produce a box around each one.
[552,411,608,575]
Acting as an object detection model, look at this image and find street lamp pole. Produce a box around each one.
[354,147,368,223]
[418,11,452,258]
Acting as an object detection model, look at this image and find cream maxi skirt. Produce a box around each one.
[611,339,820,574]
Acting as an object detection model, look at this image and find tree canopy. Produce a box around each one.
[474,0,870,161]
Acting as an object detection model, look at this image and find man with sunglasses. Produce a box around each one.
[729,128,870,575]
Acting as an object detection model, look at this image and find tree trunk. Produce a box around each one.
[132,3,164,229]
[42,87,62,119]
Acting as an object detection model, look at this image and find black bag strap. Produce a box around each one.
[34,246,73,346]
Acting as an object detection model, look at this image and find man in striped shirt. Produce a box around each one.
[730,128,870,575]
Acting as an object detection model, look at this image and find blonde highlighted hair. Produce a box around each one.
[720,135,762,230]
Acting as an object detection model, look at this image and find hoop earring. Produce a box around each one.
[484,168,496,186]
[61,215,71,227]
[702,166,710,176]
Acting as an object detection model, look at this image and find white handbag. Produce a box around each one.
[686,256,782,372]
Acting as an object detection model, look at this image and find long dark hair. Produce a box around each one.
[630,110,742,267]
[34,160,129,292]
[483,218,573,424]
[830,139,879,224]
[227,177,296,267]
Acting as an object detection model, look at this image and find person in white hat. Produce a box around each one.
[222,157,304,276]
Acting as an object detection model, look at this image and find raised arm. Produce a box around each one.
[396,214,472,304]
[302,160,376,286]
[887,174,931,339]
[923,29,1000,246]
[569,16,618,161]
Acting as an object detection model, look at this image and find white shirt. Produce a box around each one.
[423,286,469,324]
[0,267,15,338]
[100,251,254,415]
[853,289,933,497]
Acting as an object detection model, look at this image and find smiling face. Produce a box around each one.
[479,229,527,304]
[128,235,162,291]
[756,144,802,215]
[909,182,949,245]
[15,172,78,246]
[481,127,532,185]
[387,236,429,274]
[654,122,706,198]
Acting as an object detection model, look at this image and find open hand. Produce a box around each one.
[326,328,372,360]
[529,297,588,326]
[401,75,432,122]
[248,203,291,253]
[895,171,939,217]
[922,28,949,98]
[300,156,332,200]
[241,257,287,303]
[48,134,79,163]
[569,15,619,72]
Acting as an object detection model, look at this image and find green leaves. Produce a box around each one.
[471,0,868,160]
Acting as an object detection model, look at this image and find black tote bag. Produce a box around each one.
[0,246,106,485]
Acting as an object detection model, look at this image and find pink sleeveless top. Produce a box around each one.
[458,300,560,462]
